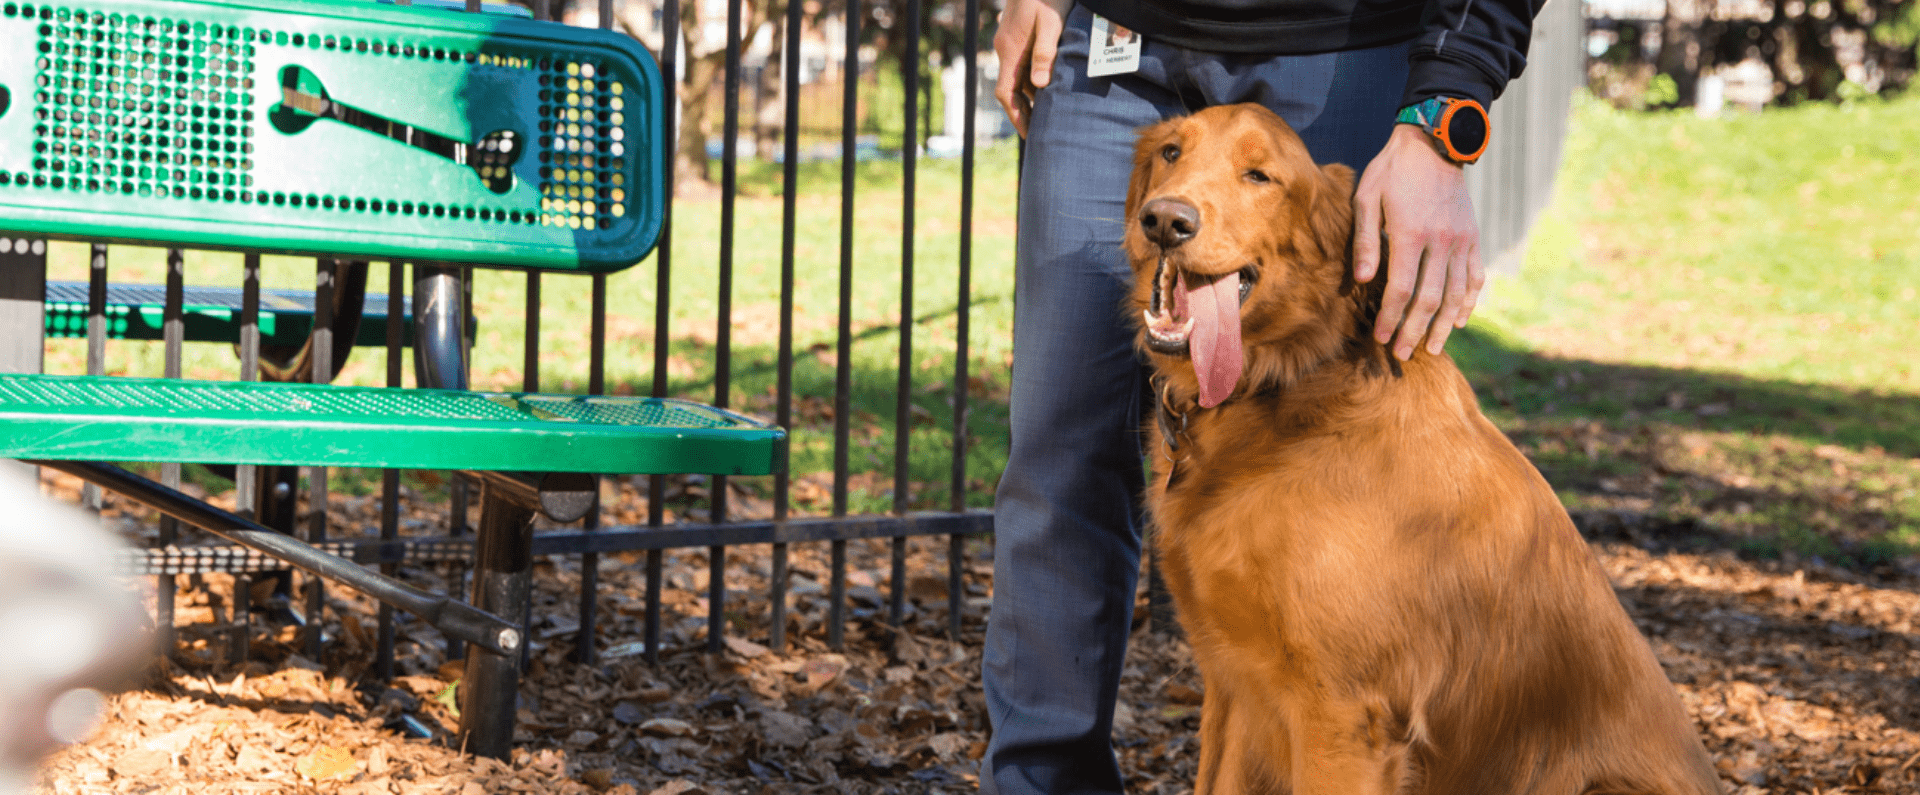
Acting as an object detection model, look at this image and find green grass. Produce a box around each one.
[1481,93,1920,394]
[1465,92,1920,566]
[40,93,1920,563]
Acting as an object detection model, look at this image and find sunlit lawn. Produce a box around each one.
[1467,93,1920,563]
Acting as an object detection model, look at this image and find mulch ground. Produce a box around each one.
[28,467,1920,795]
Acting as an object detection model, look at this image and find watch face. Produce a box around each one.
[1445,105,1489,160]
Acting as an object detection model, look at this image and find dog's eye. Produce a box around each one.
[1161,144,1180,163]
[1244,170,1272,184]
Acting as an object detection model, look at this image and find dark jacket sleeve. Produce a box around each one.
[1401,0,1548,108]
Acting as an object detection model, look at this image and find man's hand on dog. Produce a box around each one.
[1354,124,1485,361]
[993,0,1072,137]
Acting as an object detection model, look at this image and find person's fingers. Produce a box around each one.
[1391,232,1450,360]
[1029,13,1061,93]
[1457,241,1485,327]
[1426,243,1472,354]
[1009,93,1032,137]
[992,13,1032,135]
[1351,177,1383,284]
[993,62,1029,137]
[1374,231,1416,348]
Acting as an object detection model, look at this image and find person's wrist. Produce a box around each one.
[1388,123,1461,170]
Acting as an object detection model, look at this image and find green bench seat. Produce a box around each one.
[0,372,785,475]
[43,280,469,347]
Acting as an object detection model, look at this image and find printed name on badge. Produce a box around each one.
[1087,14,1141,77]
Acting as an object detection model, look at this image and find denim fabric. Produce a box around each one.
[980,7,1411,793]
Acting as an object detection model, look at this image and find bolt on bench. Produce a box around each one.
[0,0,786,758]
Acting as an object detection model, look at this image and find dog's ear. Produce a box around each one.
[1312,162,1356,264]
[1126,122,1173,225]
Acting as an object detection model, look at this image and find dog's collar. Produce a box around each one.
[1155,376,1195,466]
[1152,375,1285,473]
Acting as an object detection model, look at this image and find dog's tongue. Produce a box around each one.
[1183,270,1242,408]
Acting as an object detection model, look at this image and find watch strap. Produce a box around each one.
[1395,98,1446,129]
[1396,97,1489,164]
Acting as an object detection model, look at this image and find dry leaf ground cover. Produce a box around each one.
[27,480,1920,795]
[27,95,1920,793]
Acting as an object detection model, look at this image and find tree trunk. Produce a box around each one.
[1656,0,1713,106]
[755,0,788,162]
[676,48,725,196]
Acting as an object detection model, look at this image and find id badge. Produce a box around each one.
[1087,14,1142,77]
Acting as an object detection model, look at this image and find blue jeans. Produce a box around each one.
[981,7,1411,793]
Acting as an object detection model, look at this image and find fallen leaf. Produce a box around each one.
[111,748,171,778]
[758,711,813,748]
[295,745,356,780]
[1165,682,1204,704]
[640,717,696,737]
[723,636,769,658]
[436,681,461,718]
[927,732,969,761]
[612,701,647,725]
[580,768,616,791]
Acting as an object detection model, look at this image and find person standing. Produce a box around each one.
[980,0,1544,790]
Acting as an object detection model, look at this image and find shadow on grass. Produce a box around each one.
[1450,325,1920,571]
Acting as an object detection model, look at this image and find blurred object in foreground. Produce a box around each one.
[0,471,151,795]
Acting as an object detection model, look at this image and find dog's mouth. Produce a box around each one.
[1143,258,1256,407]
[1143,259,1257,352]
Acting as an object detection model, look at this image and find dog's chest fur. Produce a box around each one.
[1145,357,1503,660]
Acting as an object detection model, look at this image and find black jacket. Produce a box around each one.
[1075,0,1545,108]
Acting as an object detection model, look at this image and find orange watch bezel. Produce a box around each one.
[1433,98,1490,163]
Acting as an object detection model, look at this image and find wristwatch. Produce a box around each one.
[1396,97,1490,165]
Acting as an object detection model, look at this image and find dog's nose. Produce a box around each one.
[1140,198,1200,249]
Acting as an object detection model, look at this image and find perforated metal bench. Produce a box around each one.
[0,0,783,759]
[0,0,663,269]
[0,374,783,474]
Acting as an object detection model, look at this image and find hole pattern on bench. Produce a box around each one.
[1,1,649,243]
[21,6,256,200]
[507,394,749,429]
[0,377,529,421]
[0,377,757,430]
[536,59,626,230]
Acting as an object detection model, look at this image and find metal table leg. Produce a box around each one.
[457,487,535,759]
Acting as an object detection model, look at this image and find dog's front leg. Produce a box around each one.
[1291,699,1411,795]
[1194,684,1293,795]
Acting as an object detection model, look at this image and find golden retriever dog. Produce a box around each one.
[1124,104,1723,795]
